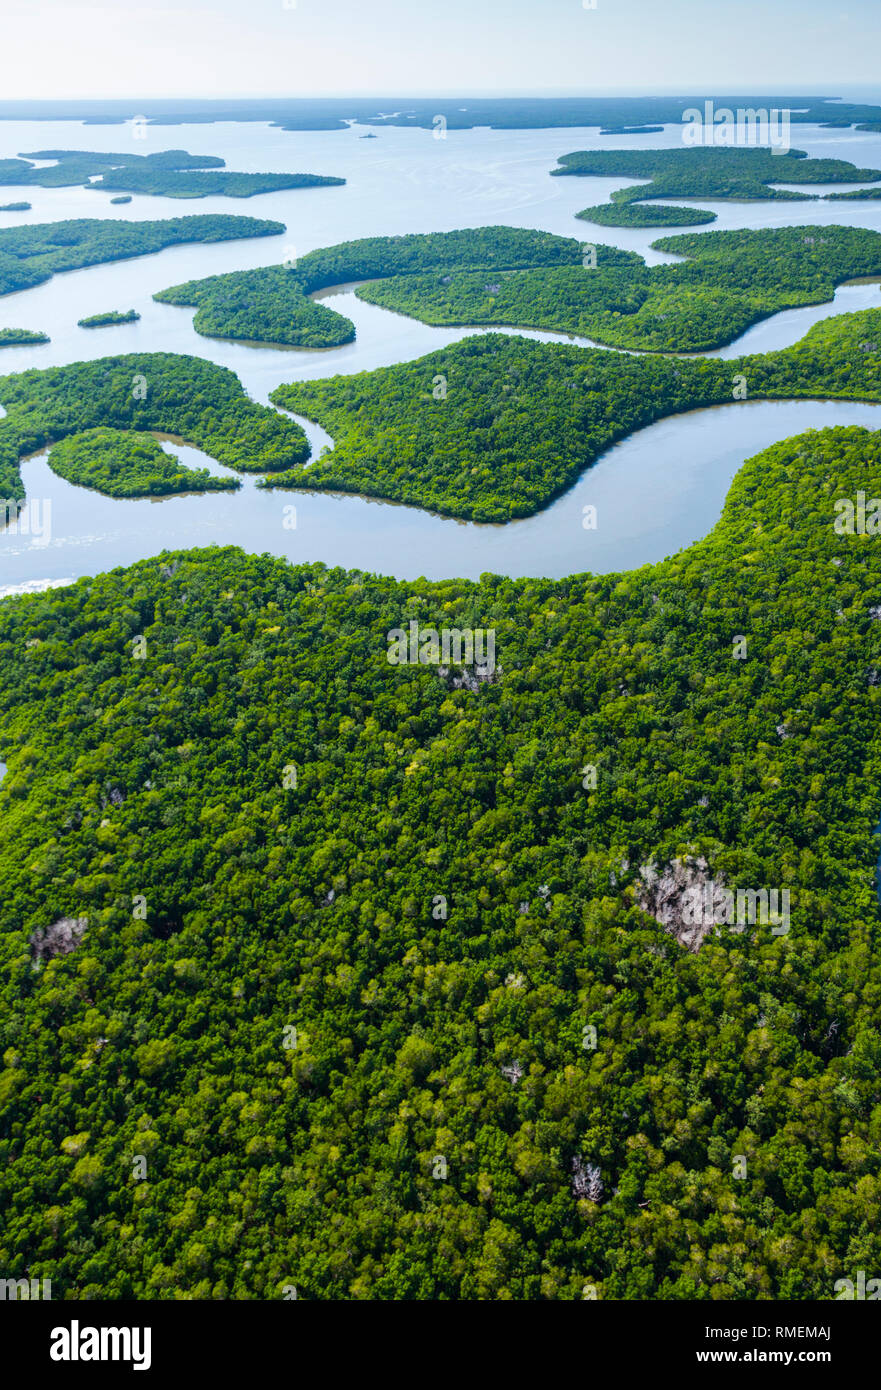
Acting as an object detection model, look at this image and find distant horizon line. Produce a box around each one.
[0,88,876,104]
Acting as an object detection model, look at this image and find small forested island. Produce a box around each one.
[47,427,239,497]
[0,214,284,297]
[599,124,664,135]
[1,416,881,1299]
[77,310,140,328]
[268,306,881,520]
[110,195,132,205]
[552,146,881,223]
[577,202,717,228]
[0,352,308,498]
[92,169,346,199]
[0,328,49,347]
[155,222,881,355]
[0,201,31,211]
[0,148,345,199]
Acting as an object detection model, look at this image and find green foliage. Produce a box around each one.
[92,170,345,199]
[0,352,308,497]
[4,147,224,182]
[554,145,881,195]
[0,329,48,347]
[0,148,344,200]
[0,215,284,298]
[78,311,140,329]
[827,187,881,201]
[268,306,881,521]
[47,428,240,498]
[154,226,585,348]
[155,267,355,348]
[7,94,881,131]
[0,202,31,212]
[552,146,881,224]
[295,226,582,288]
[1,422,881,1298]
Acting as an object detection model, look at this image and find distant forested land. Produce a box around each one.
[553,146,881,223]
[0,149,223,188]
[0,352,308,498]
[0,215,283,298]
[2,94,881,130]
[355,224,881,352]
[0,328,48,347]
[19,148,224,167]
[0,201,30,212]
[2,420,881,1298]
[827,187,881,201]
[552,146,881,197]
[47,427,239,497]
[91,169,345,199]
[0,149,344,199]
[268,307,881,521]
[78,311,140,329]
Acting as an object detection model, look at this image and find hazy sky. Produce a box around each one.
[3,0,880,101]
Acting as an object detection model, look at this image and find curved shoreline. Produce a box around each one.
[6,398,881,587]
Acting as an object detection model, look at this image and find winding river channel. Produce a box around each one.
[2,114,881,587]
